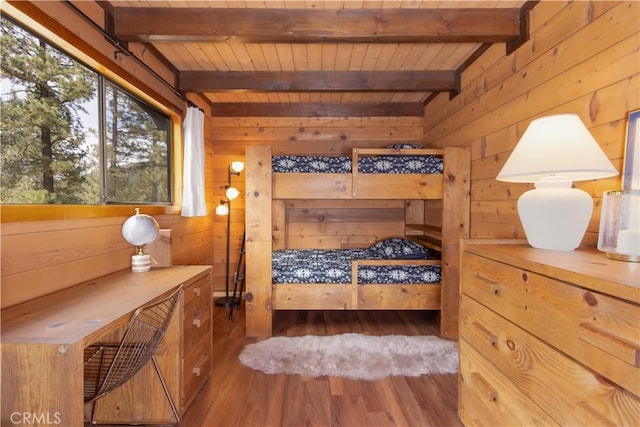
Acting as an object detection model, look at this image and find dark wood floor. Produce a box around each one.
[179,304,463,427]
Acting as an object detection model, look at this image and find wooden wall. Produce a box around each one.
[210,116,424,289]
[5,1,636,306]
[0,113,217,309]
[423,1,639,247]
[0,2,217,308]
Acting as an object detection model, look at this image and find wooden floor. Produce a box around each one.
[179,304,463,427]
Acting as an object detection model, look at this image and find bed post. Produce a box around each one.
[245,146,273,337]
[440,146,470,339]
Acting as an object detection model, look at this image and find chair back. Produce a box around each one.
[84,286,183,402]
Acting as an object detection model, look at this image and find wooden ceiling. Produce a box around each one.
[102,1,534,116]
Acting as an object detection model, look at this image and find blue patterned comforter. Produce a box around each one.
[272,155,443,174]
[272,248,441,284]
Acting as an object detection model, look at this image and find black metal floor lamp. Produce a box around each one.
[214,161,244,309]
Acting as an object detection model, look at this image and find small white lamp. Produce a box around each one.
[497,114,618,251]
[225,161,244,201]
[215,199,230,216]
[121,208,160,272]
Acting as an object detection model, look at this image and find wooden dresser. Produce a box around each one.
[459,240,639,426]
[1,266,213,426]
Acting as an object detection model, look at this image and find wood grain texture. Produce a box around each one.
[424,1,640,244]
[244,146,274,337]
[1,267,211,425]
[178,306,462,427]
[460,241,640,426]
[244,146,468,337]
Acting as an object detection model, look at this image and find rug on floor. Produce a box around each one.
[238,333,458,380]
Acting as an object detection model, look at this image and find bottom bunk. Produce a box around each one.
[272,239,442,310]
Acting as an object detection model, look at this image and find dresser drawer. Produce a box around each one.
[183,284,211,352]
[462,252,640,396]
[460,296,640,426]
[182,335,212,409]
[459,339,557,427]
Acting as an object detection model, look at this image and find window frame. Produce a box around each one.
[1,4,184,222]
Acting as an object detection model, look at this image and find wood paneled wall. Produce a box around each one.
[210,116,423,291]
[0,113,217,308]
[0,3,217,308]
[423,1,639,247]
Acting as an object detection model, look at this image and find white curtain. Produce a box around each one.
[181,106,207,217]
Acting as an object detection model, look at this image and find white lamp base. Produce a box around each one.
[518,177,593,251]
[132,254,152,273]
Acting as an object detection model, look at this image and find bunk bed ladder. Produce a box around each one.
[229,228,246,320]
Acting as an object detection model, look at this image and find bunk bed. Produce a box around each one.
[244,145,470,339]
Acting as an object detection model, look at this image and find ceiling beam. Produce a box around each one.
[179,71,457,93]
[113,8,521,43]
[210,102,424,117]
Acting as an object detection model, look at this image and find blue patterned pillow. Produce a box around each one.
[369,238,429,259]
[386,143,423,149]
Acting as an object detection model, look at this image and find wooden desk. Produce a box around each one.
[1,266,211,426]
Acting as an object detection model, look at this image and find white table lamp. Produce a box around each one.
[122,208,160,272]
[497,114,618,251]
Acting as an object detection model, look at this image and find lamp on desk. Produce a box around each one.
[496,114,618,251]
[121,208,160,272]
[215,161,244,308]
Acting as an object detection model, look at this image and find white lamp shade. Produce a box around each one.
[121,209,159,247]
[226,186,240,200]
[497,114,618,183]
[231,161,245,173]
[496,114,618,251]
[216,203,229,216]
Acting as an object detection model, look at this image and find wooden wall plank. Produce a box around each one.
[424,1,640,246]
[211,115,425,296]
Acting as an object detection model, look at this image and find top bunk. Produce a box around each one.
[262,145,469,200]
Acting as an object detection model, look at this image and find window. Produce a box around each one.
[0,16,171,205]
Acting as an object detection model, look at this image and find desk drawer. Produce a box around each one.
[462,252,640,396]
[183,274,211,306]
[460,296,640,426]
[183,284,211,352]
[182,335,211,409]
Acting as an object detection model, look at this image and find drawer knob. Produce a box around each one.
[472,322,497,347]
[476,273,500,295]
[192,355,208,377]
[192,287,201,297]
[246,292,253,302]
[579,323,640,368]
[192,311,210,328]
[470,372,497,403]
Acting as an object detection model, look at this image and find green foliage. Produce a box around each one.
[0,17,170,205]
[1,17,96,204]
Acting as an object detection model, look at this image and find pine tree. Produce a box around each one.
[1,17,97,204]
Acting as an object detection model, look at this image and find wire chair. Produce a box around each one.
[83,286,183,425]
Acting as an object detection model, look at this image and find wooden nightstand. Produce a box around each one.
[459,240,639,426]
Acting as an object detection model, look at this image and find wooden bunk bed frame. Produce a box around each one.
[244,146,470,339]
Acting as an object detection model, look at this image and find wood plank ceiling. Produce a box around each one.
[102,1,534,116]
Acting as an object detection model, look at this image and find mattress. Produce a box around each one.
[272,248,441,284]
[272,155,443,174]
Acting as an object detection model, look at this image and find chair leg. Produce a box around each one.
[89,400,98,425]
[151,355,181,425]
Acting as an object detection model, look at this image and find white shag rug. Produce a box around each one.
[238,333,458,380]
